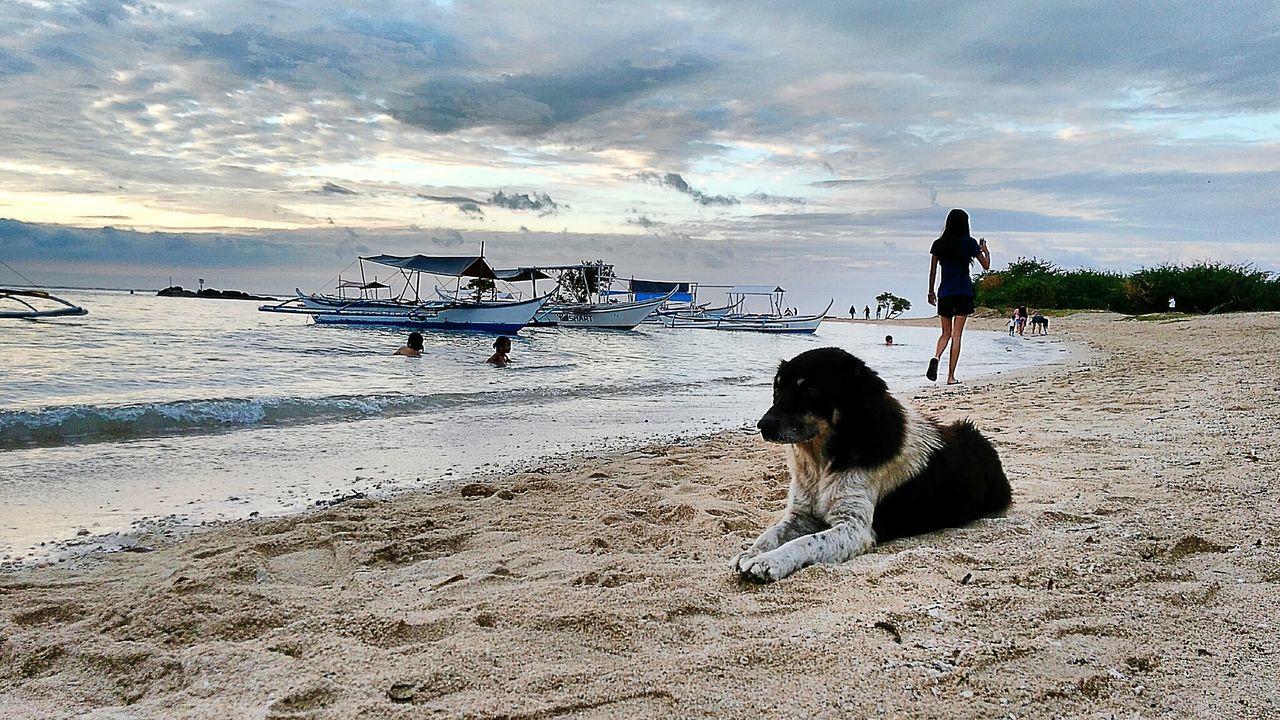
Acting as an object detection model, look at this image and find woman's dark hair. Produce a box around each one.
[933,208,974,264]
[407,332,424,351]
[493,336,511,350]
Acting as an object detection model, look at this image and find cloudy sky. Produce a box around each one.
[1,1,1277,312]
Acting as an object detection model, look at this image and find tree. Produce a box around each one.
[466,277,495,301]
[876,292,911,319]
[556,260,614,303]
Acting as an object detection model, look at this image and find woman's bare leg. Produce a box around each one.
[947,315,969,383]
[934,315,953,360]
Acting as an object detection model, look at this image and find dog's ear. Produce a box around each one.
[773,359,788,388]
[825,354,900,470]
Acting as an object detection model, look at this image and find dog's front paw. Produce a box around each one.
[730,551,756,573]
[735,552,791,584]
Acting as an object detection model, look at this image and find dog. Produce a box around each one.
[732,347,1010,583]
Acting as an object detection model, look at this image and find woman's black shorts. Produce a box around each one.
[937,295,975,318]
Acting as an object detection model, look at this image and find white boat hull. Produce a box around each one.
[656,301,831,334]
[659,313,824,333]
[260,293,550,334]
[533,295,668,330]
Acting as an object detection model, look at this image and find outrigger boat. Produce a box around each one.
[259,254,550,334]
[656,285,831,334]
[494,263,673,330]
[0,288,88,319]
[636,279,734,324]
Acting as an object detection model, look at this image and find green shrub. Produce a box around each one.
[975,259,1278,314]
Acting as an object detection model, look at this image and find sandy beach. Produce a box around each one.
[2,312,1278,719]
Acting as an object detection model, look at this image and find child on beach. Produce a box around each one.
[393,332,423,357]
[487,336,512,366]
[926,209,991,384]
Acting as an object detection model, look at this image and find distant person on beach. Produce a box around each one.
[1031,311,1049,335]
[864,305,871,320]
[875,305,882,320]
[885,335,894,346]
[926,208,991,384]
[1007,314,1017,336]
[487,336,512,366]
[849,304,856,319]
[393,332,423,358]
[1015,305,1028,336]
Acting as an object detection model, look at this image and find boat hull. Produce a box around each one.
[657,300,830,334]
[532,295,668,330]
[659,313,825,333]
[260,293,550,334]
[0,306,89,319]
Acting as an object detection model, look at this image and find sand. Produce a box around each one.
[2,312,1278,719]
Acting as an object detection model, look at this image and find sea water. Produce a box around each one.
[0,290,1065,564]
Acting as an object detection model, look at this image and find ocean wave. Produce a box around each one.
[0,374,757,450]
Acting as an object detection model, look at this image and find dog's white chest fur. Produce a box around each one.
[786,404,943,524]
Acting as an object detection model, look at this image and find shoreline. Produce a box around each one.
[1,319,1063,570]
[2,312,1277,718]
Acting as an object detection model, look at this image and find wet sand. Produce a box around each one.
[1,312,1278,719]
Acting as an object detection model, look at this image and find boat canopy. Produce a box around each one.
[493,267,555,282]
[361,254,497,279]
[630,279,693,302]
[338,280,390,289]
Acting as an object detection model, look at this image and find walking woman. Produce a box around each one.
[926,209,991,384]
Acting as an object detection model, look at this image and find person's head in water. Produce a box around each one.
[394,331,424,357]
[934,208,975,264]
[488,335,512,365]
[885,335,894,346]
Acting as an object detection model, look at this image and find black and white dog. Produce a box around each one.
[732,347,1011,583]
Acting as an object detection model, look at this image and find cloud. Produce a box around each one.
[417,193,486,217]
[746,192,805,206]
[0,49,36,76]
[31,44,95,69]
[386,56,714,135]
[627,214,662,229]
[417,190,564,216]
[636,171,739,207]
[79,0,152,26]
[488,190,564,216]
[319,182,357,195]
[184,29,361,88]
[431,229,466,247]
[0,219,292,266]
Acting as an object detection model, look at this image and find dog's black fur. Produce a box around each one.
[758,346,1010,543]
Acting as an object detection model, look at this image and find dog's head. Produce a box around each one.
[757,347,889,445]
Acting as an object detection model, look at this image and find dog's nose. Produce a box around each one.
[757,413,778,439]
